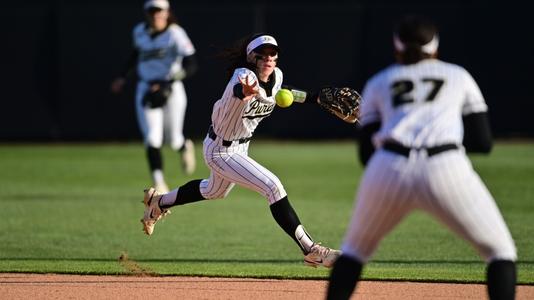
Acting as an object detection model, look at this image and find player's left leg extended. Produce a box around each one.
[202,140,339,267]
[422,151,517,300]
[136,82,168,192]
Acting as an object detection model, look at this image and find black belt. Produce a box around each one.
[208,126,251,147]
[383,141,458,158]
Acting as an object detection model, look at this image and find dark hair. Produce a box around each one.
[167,10,177,25]
[394,15,438,64]
[216,33,268,80]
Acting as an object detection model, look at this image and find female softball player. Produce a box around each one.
[327,15,517,299]
[111,0,197,192]
[140,33,341,268]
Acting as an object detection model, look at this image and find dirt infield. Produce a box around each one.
[1,273,533,299]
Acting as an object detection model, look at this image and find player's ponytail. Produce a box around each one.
[215,34,263,80]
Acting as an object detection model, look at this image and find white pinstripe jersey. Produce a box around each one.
[361,59,488,148]
[133,23,195,82]
[211,67,283,141]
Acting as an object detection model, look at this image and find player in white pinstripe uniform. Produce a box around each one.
[327,15,517,299]
[140,33,341,268]
[111,0,197,192]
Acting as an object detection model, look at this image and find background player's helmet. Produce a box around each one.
[144,0,169,10]
[246,35,280,63]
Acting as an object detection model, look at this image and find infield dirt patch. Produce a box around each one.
[1,273,533,299]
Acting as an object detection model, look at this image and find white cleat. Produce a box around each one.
[141,187,171,236]
[304,243,342,268]
[181,139,196,175]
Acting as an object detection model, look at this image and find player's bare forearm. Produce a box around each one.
[281,85,312,104]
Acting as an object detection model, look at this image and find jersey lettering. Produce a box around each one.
[243,99,275,119]
[391,78,445,107]
[391,80,414,107]
[139,48,167,61]
[422,78,445,101]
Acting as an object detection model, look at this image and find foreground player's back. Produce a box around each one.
[364,58,486,148]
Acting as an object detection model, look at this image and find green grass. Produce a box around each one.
[0,141,533,284]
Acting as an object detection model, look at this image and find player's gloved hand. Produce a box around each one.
[238,75,259,101]
[317,86,361,123]
[142,80,173,108]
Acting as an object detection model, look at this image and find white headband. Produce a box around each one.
[393,34,439,54]
[246,35,278,55]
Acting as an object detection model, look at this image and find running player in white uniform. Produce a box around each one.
[327,15,517,299]
[111,0,197,192]
[140,33,341,268]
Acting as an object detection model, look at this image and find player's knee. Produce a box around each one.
[481,239,517,263]
[202,190,228,200]
[266,184,287,205]
[170,137,185,151]
[200,183,233,200]
[145,129,163,148]
[146,139,163,149]
[489,245,517,262]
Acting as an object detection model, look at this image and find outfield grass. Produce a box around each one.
[0,141,533,284]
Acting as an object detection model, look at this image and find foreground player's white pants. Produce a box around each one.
[199,135,287,204]
[341,148,517,263]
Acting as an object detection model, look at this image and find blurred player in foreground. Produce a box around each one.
[111,0,197,192]
[327,15,516,299]
[140,33,344,268]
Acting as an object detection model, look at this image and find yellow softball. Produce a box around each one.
[275,89,294,108]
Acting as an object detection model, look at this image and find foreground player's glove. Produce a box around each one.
[143,81,173,108]
[317,87,361,123]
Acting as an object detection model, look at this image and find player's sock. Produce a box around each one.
[269,196,312,253]
[152,169,165,186]
[159,188,178,208]
[160,179,205,209]
[147,146,163,171]
[487,259,516,300]
[327,255,363,300]
[295,225,314,253]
